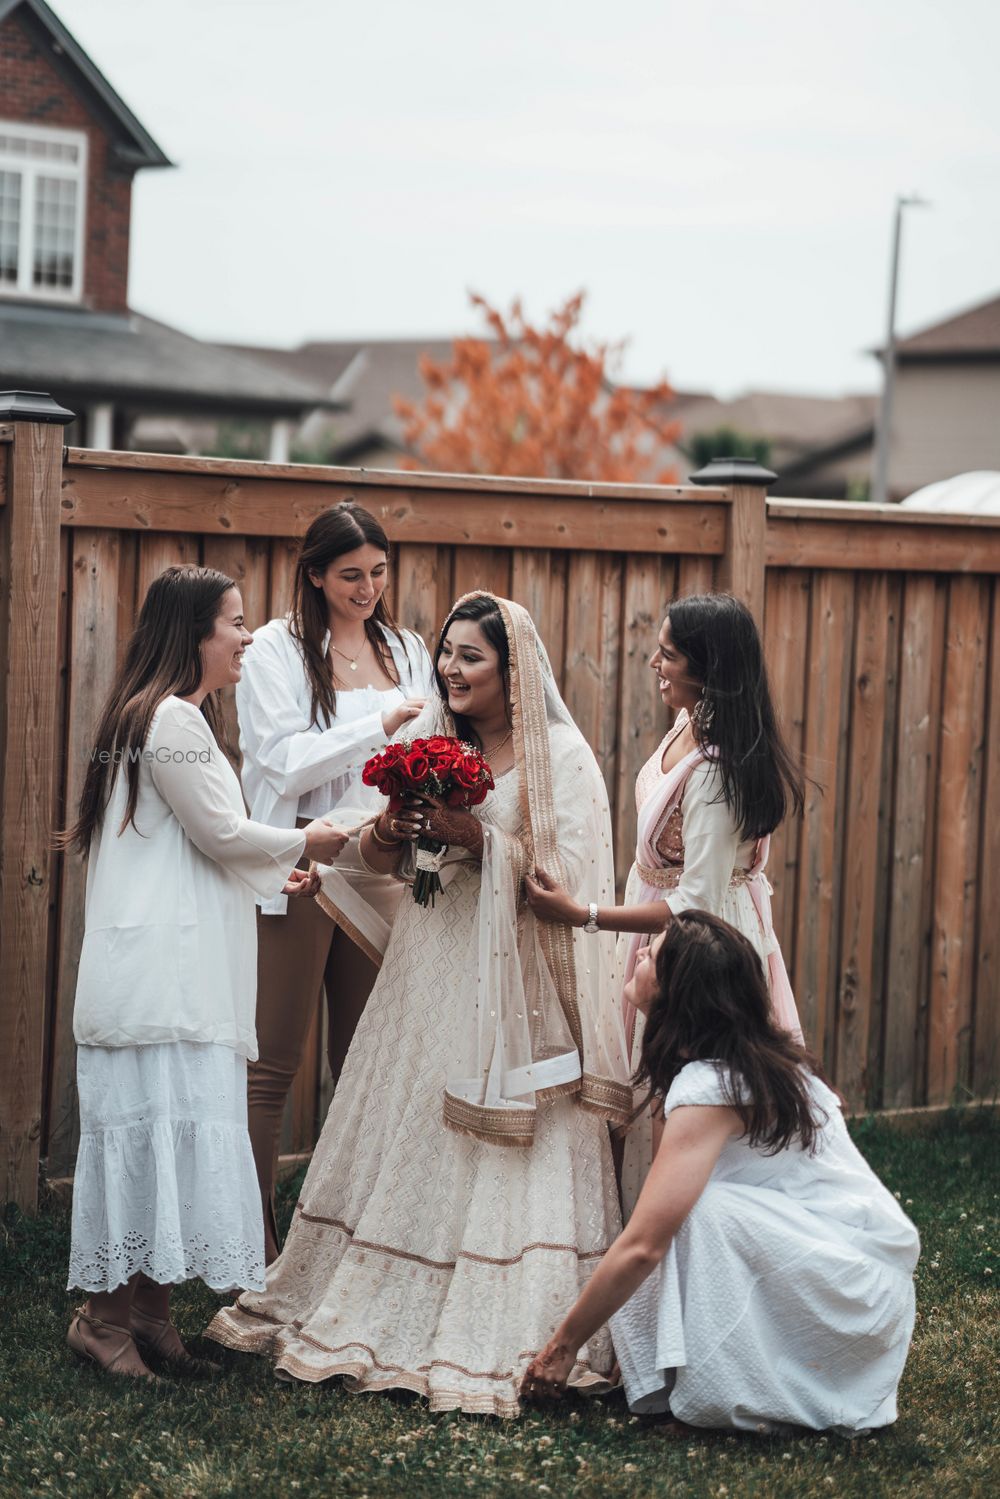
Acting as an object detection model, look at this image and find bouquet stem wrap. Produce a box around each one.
[412,836,448,907]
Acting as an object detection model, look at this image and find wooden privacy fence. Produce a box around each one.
[1,396,999,1210]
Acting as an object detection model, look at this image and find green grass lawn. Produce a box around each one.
[1,1111,997,1499]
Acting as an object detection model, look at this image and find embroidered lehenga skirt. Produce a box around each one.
[207,772,621,1416]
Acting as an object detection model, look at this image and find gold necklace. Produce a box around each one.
[481,728,513,760]
[330,637,367,673]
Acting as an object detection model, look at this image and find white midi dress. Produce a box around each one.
[610,1060,920,1434]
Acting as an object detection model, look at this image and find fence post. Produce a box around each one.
[0,391,74,1212]
[689,456,776,625]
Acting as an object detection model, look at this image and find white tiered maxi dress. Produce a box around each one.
[207,771,622,1417]
[610,1061,920,1434]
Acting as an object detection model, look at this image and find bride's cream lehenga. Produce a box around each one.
[207,595,631,1417]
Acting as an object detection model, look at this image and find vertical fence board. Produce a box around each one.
[676,553,715,598]
[883,576,939,1106]
[794,570,855,1070]
[973,579,1000,1096]
[869,573,902,1106]
[451,545,511,604]
[763,569,810,966]
[510,547,565,667]
[268,537,298,620]
[836,573,891,1108]
[563,555,622,802]
[613,556,665,891]
[47,531,123,1172]
[136,533,200,605]
[394,543,442,648]
[928,577,989,1102]
[42,529,71,1160]
[115,532,138,662]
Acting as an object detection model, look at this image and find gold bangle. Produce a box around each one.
[371,819,403,849]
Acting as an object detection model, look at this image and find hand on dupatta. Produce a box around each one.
[524,865,586,926]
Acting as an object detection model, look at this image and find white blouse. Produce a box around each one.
[73,696,305,1059]
[235,616,435,915]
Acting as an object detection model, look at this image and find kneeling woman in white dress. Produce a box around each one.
[523,910,920,1434]
[63,565,347,1379]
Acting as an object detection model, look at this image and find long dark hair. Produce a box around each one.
[433,595,511,746]
[666,593,804,838]
[60,565,235,856]
[290,500,408,727]
[635,910,829,1155]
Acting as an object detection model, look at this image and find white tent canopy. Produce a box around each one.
[900,471,1000,515]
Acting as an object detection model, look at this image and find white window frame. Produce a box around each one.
[0,120,88,304]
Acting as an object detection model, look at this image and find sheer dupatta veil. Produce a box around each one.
[318,592,631,1149]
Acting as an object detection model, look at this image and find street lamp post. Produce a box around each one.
[871,193,928,507]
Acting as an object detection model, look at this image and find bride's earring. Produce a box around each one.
[692,685,711,732]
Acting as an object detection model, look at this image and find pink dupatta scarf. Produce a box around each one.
[621,747,803,1057]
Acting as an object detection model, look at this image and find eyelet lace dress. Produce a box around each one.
[68,1041,265,1294]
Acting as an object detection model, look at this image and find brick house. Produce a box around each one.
[0,0,329,452]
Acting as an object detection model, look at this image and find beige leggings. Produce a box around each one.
[247,874,378,1263]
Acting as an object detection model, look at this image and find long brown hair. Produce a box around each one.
[290,501,408,728]
[636,909,830,1154]
[666,593,806,839]
[59,565,235,856]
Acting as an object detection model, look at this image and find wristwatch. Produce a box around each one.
[582,901,600,934]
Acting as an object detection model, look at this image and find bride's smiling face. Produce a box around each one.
[437,620,507,725]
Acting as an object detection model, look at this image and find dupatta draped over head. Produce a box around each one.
[317,592,631,1148]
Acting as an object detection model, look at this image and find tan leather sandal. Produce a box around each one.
[67,1307,159,1379]
[129,1306,221,1378]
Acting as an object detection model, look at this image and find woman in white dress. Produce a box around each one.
[523,910,920,1434]
[63,565,348,1378]
[236,501,434,1260]
[525,592,805,1202]
[208,593,632,1416]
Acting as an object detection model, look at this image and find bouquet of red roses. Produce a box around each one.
[362,736,495,906]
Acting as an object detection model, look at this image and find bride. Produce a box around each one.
[208,592,631,1416]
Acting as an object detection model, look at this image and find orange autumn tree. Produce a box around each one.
[394,292,680,483]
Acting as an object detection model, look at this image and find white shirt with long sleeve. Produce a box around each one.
[235,616,435,914]
[73,696,306,1060]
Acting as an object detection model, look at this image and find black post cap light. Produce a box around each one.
[689,456,778,488]
[0,390,75,425]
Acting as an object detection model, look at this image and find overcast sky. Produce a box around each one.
[57,0,1000,397]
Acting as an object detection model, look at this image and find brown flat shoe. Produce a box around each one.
[130,1306,221,1378]
[67,1308,159,1379]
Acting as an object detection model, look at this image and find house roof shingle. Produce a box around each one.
[0,303,334,415]
[223,337,462,459]
[894,293,1000,358]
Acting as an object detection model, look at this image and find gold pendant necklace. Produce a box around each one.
[331,639,365,673]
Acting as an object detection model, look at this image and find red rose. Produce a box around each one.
[403,750,430,784]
